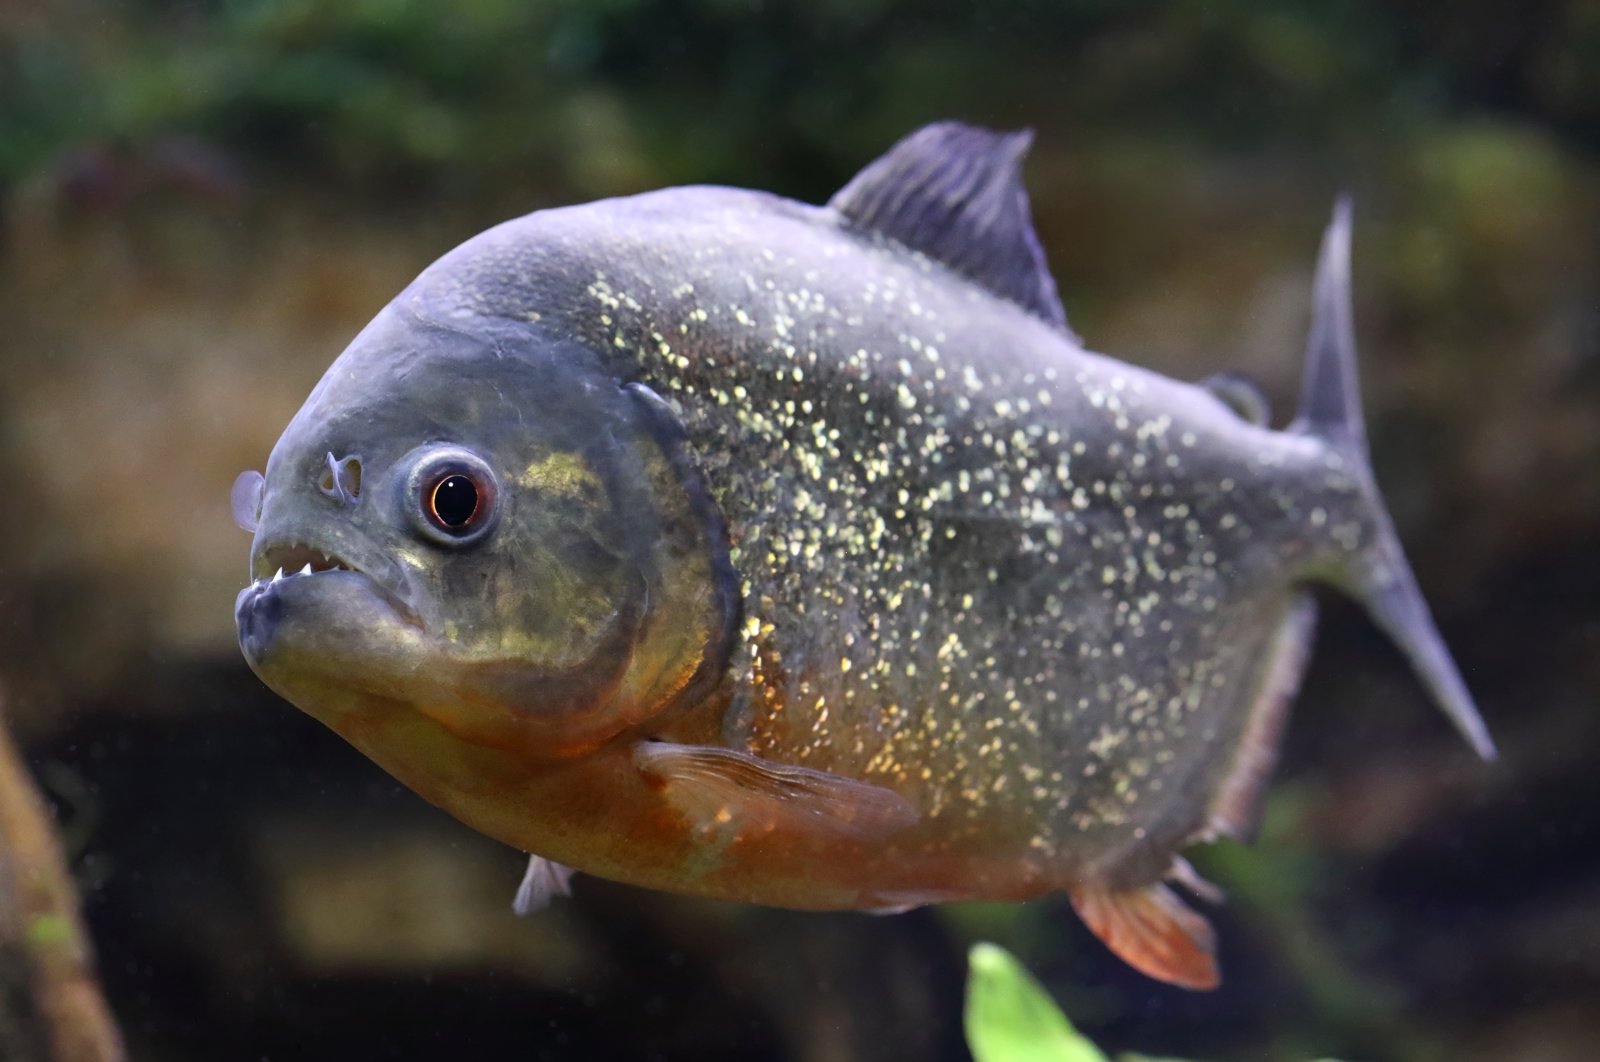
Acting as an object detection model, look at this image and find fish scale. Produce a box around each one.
[236,123,1491,990]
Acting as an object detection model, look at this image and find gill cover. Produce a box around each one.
[406,346,740,761]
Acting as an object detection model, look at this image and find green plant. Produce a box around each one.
[964,942,1347,1062]
[964,942,1114,1062]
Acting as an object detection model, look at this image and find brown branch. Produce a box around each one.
[0,694,126,1062]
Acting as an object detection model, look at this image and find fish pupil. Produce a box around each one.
[431,475,480,529]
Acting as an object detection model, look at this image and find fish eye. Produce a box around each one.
[406,446,500,546]
[431,474,479,528]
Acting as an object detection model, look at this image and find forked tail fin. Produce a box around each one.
[1294,199,1496,760]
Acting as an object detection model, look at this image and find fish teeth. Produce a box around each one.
[300,562,314,576]
[272,567,284,584]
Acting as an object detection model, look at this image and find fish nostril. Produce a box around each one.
[319,453,363,505]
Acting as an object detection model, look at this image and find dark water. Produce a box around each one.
[2,3,1596,1059]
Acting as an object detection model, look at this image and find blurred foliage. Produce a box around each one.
[2,0,1596,209]
[965,943,1340,1062]
[1195,788,1426,1060]
[965,943,1110,1062]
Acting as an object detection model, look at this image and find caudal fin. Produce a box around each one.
[1294,200,1496,760]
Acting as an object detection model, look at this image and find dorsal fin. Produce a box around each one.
[828,122,1074,337]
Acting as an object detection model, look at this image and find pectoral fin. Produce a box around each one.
[1068,881,1220,990]
[633,741,919,842]
[512,855,576,916]
[863,887,967,915]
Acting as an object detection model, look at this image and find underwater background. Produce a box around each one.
[1,2,1596,1059]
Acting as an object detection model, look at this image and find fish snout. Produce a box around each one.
[235,579,283,665]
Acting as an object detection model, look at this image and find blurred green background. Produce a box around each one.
[1,2,1596,1059]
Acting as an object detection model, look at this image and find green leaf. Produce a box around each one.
[964,942,1109,1062]
[25,913,72,948]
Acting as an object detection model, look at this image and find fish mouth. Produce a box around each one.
[242,541,421,629]
[252,542,358,583]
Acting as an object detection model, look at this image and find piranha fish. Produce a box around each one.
[233,123,1493,989]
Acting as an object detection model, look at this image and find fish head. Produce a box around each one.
[235,304,734,762]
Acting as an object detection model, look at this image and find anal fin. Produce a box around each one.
[1206,594,1317,842]
[634,740,919,842]
[1069,881,1219,990]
